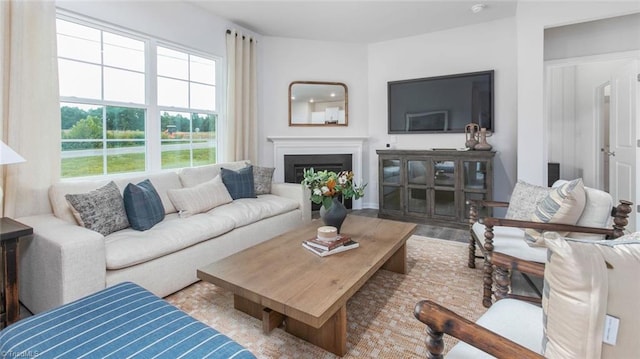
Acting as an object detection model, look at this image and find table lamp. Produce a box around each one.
[0,141,26,212]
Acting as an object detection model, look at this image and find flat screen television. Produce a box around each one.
[387,70,494,134]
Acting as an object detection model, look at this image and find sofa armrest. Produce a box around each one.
[270,182,311,223]
[16,214,107,314]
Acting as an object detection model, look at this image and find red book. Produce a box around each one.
[305,235,352,251]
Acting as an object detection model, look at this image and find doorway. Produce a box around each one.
[596,83,611,193]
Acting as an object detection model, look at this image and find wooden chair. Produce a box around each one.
[415,234,640,358]
[468,181,632,308]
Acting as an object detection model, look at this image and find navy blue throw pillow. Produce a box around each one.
[123,179,165,231]
[220,166,257,200]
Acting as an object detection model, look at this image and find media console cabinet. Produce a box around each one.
[376,149,495,228]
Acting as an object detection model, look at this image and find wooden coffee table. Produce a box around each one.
[197,215,416,356]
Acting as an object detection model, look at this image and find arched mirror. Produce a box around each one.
[289,81,348,126]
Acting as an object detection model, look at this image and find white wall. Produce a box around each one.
[516,1,640,186]
[367,17,518,207]
[259,36,369,159]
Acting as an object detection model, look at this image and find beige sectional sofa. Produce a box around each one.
[16,161,311,314]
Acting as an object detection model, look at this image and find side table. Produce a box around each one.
[1,217,32,328]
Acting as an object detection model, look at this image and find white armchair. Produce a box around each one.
[468,179,632,307]
[416,232,640,358]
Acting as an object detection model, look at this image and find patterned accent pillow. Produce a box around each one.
[65,181,130,236]
[253,166,275,195]
[524,178,586,246]
[167,175,232,218]
[221,166,257,200]
[505,180,553,220]
[542,232,640,358]
[123,179,165,231]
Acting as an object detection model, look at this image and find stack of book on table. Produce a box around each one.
[302,235,359,257]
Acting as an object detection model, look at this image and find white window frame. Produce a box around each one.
[57,11,222,178]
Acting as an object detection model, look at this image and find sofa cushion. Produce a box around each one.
[472,222,547,263]
[253,166,275,195]
[446,298,544,358]
[177,161,249,188]
[541,232,640,359]
[65,181,130,236]
[525,178,586,246]
[568,186,614,239]
[505,181,553,220]
[104,213,236,270]
[166,175,232,218]
[221,166,257,200]
[208,194,299,228]
[123,179,165,231]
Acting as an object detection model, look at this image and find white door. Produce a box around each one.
[609,60,639,231]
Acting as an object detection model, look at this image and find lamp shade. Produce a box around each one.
[0,141,25,165]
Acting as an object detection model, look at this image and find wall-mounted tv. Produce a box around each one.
[388,70,494,134]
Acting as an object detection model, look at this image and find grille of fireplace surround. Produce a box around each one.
[284,154,353,210]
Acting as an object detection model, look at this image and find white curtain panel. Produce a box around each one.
[0,0,60,217]
[225,30,258,164]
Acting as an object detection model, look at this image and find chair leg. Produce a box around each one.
[494,265,510,302]
[468,231,476,269]
[425,326,444,359]
[482,225,495,308]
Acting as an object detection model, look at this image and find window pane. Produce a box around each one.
[103,32,145,71]
[106,141,145,174]
[104,68,145,104]
[190,55,215,84]
[192,113,216,166]
[61,146,105,178]
[106,106,145,132]
[58,59,101,99]
[157,46,188,79]
[158,77,188,108]
[56,19,101,63]
[61,104,103,140]
[190,83,215,111]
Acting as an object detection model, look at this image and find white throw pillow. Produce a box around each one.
[525,178,586,246]
[542,232,640,359]
[167,175,232,218]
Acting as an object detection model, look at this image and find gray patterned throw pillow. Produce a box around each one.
[253,166,275,195]
[65,181,130,236]
[505,180,553,220]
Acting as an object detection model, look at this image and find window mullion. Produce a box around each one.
[147,40,161,172]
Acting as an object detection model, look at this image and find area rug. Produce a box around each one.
[166,235,486,358]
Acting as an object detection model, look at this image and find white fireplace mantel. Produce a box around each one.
[267,136,368,209]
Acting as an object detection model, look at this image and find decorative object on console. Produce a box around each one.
[474,127,493,151]
[464,123,480,149]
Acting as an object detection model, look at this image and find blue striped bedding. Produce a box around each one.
[0,282,256,359]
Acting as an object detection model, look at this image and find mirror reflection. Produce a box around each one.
[289,81,348,126]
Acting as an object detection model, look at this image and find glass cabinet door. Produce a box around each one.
[382,159,401,184]
[463,161,487,190]
[407,160,428,185]
[433,160,455,188]
[434,190,456,216]
[382,186,402,211]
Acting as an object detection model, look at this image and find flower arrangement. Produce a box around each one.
[301,168,367,210]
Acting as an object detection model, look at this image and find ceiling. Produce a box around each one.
[188,1,519,43]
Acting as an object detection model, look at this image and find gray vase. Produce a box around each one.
[321,197,348,233]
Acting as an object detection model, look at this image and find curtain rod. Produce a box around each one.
[226,29,255,42]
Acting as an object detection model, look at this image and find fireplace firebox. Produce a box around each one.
[284,154,353,210]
